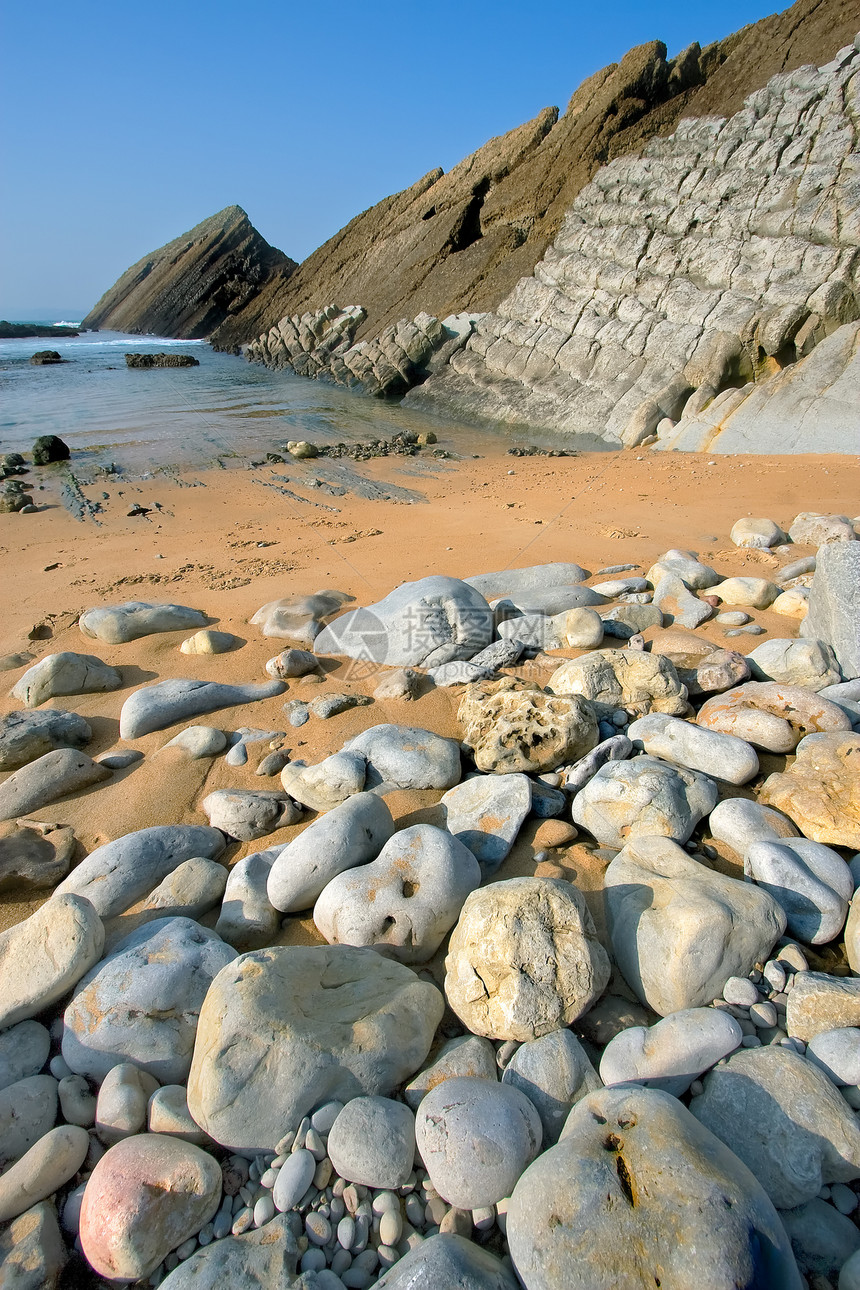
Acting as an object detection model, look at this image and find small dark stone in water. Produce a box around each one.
[507,445,578,457]
[29,350,65,365]
[125,352,199,368]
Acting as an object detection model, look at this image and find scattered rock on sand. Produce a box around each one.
[745,837,853,944]
[501,1029,601,1145]
[314,823,481,962]
[326,1095,416,1189]
[445,878,610,1041]
[179,629,239,655]
[10,652,122,708]
[250,590,354,646]
[344,723,461,789]
[804,538,860,680]
[730,517,788,548]
[200,788,299,841]
[159,725,227,758]
[0,1125,89,1224]
[712,576,781,609]
[747,637,842,689]
[759,732,860,847]
[314,576,493,667]
[373,666,421,700]
[141,856,228,919]
[789,512,857,546]
[119,677,286,739]
[690,1045,860,1209]
[571,755,717,847]
[0,748,110,821]
[548,649,689,717]
[627,712,759,784]
[458,678,598,774]
[156,1214,299,1289]
[54,823,226,918]
[0,1200,67,1289]
[79,1134,222,1281]
[267,792,394,913]
[62,916,236,1083]
[441,772,532,870]
[187,945,444,1149]
[697,680,850,752]
[79,600,207,644]
[0,820,76,893]
[416,1076,542,1209]
[598,1007,742,1097]
[265,647,318,679]
[507,1086,802,1290]
[0,708,92,770]
[280,748,367,810]
[604,836,785,1015]
[0,894,104,1029]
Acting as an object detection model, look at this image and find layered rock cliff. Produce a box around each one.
[406,37,860,451]
[81,206,296,339]
[219,0,860,352]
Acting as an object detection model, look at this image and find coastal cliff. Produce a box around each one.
[81,206,296,340]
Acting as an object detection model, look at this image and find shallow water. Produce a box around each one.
[0,329,611,477]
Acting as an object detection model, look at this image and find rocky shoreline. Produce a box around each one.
[0,480,859,1287]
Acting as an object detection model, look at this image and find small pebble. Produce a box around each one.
[197,1223,213,1247]
[440,1207,471,1237]
[379,1210,402,1246]
[312,1101,345,1135]
[741,1035,762,1048]
[260,1167,278,1189]
[306,1212,332,1245]
[405,1194,424,1226]
[371,1191,400,1216]
[496,1040,519,1069]
[338,1215,356,1249]
[689,1079,704,1097]
[232,1207,254,1236]
[331,1248,353,1276]
[425,1196,448,1226]
[831,1183,858,1215]
[254,1193,275,1226]
[722,977,760,1007]
[472,1205,496,1230]
[750,1001,778,1028]
[177,1237,197,1260]
[50,1055,72,1080]
[763,960,787,992]
[301,1247,327,1273]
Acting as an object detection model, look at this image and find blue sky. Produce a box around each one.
[1,0,783,317]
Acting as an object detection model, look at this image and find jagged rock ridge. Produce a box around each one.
[214,0,860,352]
[81,206,296,340]
[406,37,860,451]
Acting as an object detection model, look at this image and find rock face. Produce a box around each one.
[82,205,297,339]
[444,878,610,1041]
[604,836,786,1015]
[507,1086,803,1290]
[187,945,444,1149]
[409,36,860,453]
[219,0,859,361]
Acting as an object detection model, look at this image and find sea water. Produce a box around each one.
[0,328,609,477]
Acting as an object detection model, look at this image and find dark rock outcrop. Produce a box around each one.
[82,206,297,340]
[0,323,78,338]
[124,353,199,369]
[32,436,70,465]
[29,351,64,365]
[217,0,860,353]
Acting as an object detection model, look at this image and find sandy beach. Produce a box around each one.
[2,441,857,960]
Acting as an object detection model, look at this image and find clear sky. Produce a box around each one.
[1,0,784,318]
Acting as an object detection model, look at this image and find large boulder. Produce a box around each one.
[0,748,110,821]
[744,837,853,945]
[314,824,481,962]
[627,713,759,784]
[689,1045,860,1209]
[506,1086,802,1290]
[759,732,860,848]
[187,945,444,1149]
[804,539,860,680]
[444,878,610,1041]
[598,1007,743,1098]
[604,836,786,1015]
[374,1234,519,1289]
[746,638,842,690]
[548,650,689,718]
[458,678,598,774]
[314,575,493,667]
[62,917,237,1084]
[501,1029,601,1145]
[571,755,717,847]
[0,1200,67,1289]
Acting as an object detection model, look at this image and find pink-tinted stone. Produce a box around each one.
[80,1133,221,1280]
